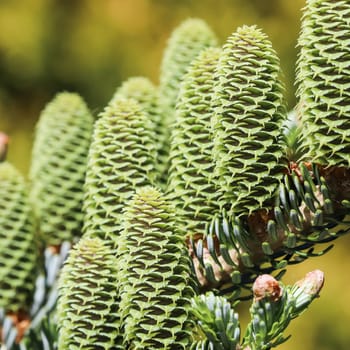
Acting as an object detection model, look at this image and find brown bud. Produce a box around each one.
[48,244,62,255]
[253,274,282,302]
[295,269,324,297]
[6,311,31,343]
[0,132,9,162]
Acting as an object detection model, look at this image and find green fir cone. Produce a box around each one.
[167,47,221,237]
[83,98,157,247]
[159,19,217,183]
[296,0,350,166]
[110,77,167,185]
[118,186,196,349]
[0,162,38,313]
[29,92,94,246]
[212,25,287,216]
[159,18,218,116]
[57,237,122,349]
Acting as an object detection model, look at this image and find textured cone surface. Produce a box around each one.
[159,18,217,183]
[111,77,167,185]
[83,98,157,247]
[212,25,287,216]
[118,187,196,349]
[167,47,221,237]
[0,162,38,313]
[57,237,122,349]
[296,0,350,166]
[159,18,217,115]
[29,92,94,245]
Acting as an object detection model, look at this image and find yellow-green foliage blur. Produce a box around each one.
[0,1,349,349]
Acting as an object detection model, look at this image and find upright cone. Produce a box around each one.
[30,92,94,245]
[212,25,287,216]
[296,0,350,166]
[118,187,196,349]
[0,162,38,313]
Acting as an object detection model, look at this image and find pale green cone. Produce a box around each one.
[0,162,38,313]
[159,18,218,184]
[111,77,167,186]
[159,18,218,116]
[296,0,350,166]
[57,237,122,349]
[29,92,94,246]
[212,25,287,216]
[118,187,196,349]
[83,98,157,248]
[167,47,222,237]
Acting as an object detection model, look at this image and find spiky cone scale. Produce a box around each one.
[0,162,38,313]
[296,0,350,166]
[167,47,222,237]
[29,92,94,246]
[110,77,167,186]
[159,19,218,184]
[118,187,196,349]
[212,25,287,216]
[159,18,218,116]
[56,237,122,349]
[82,98,157,248]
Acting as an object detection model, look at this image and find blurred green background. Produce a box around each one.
[0,1,349,349]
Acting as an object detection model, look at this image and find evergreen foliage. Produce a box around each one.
[243,272,324,349]
[192,272,323,349]
[191,292,240,350]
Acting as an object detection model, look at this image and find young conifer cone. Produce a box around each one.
[167,47,221,237]
[111,77,166,185]
[83,98,157,246]
[118,187,196,349]
[212,25,287,216]
[111,77,161,130]
[296,0,350,166]
[159,19,217,183]
[159,18,218,116]
[0,162,38,313]
[56,237,122,349]
[29,92,94,246]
